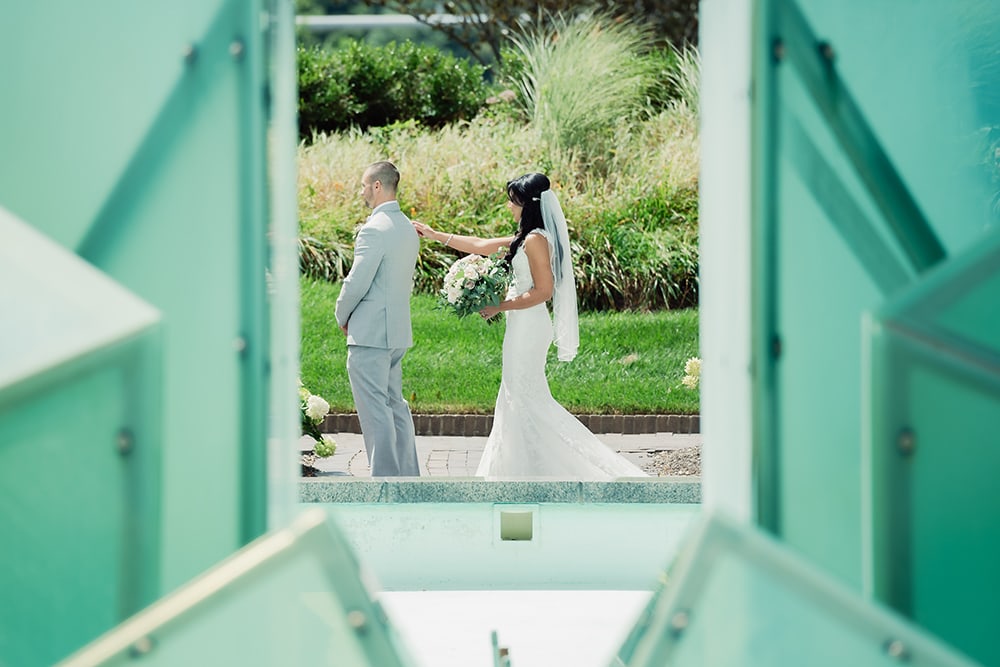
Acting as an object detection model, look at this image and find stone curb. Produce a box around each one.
[323,413,700,436]
[300,478,701,504]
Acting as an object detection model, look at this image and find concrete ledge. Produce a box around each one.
[299,477,701,504]
[323,413,700,436]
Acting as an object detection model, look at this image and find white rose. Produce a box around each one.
[305,394,330,422]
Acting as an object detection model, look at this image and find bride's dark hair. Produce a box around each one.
[504,172,550,263]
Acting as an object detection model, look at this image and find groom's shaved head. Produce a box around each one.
[365,161,400,194]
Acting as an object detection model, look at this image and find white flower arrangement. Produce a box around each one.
[299,381,335,457]
[681,357,701,389]
[305,394,329,422]
[439,249,511,323]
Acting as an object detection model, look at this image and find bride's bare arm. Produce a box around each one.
[412,220,512,256]
[479,233,554,318]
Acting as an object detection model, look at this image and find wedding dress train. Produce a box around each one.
[475,232,648,480]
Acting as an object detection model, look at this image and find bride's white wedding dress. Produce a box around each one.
[475,231,648,480]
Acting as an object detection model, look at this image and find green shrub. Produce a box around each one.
[297,41,490,139]
[297,46,361,140]
[505,14,659,171]
[573,188,699,311]
[501,42,685,119]
[665,44,701,119]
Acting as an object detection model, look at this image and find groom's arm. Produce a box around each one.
[335,225,384,330]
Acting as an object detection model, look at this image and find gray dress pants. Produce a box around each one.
[346,345,419,476]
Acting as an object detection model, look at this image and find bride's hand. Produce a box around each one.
[480,305,502,320]
[412,219,436,238]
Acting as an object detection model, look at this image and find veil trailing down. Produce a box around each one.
[539,189,579,362]
[474,184,647,480]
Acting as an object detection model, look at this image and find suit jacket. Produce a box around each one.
[335,201,419,349]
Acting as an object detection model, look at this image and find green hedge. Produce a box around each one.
[574,187,699,311]
[297,42,490,139]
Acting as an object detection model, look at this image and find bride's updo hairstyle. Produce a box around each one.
[503,172,550,264]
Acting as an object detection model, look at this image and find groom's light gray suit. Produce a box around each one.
[335,201,420,476]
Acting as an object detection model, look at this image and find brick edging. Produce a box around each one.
[323,413,699,437]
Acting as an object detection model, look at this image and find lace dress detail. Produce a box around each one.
[475,231,648,480]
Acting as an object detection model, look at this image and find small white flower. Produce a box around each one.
[681,357,701,389]
[305,394,330,422]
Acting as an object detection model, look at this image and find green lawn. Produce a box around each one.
[300,277,700,414]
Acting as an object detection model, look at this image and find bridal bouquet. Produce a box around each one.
[439,250,511,324]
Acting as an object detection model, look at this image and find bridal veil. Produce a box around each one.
[539,189,579,361]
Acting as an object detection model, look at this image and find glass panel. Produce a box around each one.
[265,0,306,529]
[771,60,888,586]
[2,0,274,591]
[0,211,162,667]
[1,362,148,667]
[0,4,225,250]
[612,515,979,667]
[0,210,160,390]
[58,510,415,667]
[795,0,996,253]
[868,230,1000,666]
[754,0,1000,589]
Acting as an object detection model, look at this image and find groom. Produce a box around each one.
[335,161,420,476]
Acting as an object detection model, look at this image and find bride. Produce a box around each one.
[412,173,647,480]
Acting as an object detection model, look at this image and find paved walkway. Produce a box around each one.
[308,431,702,477]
